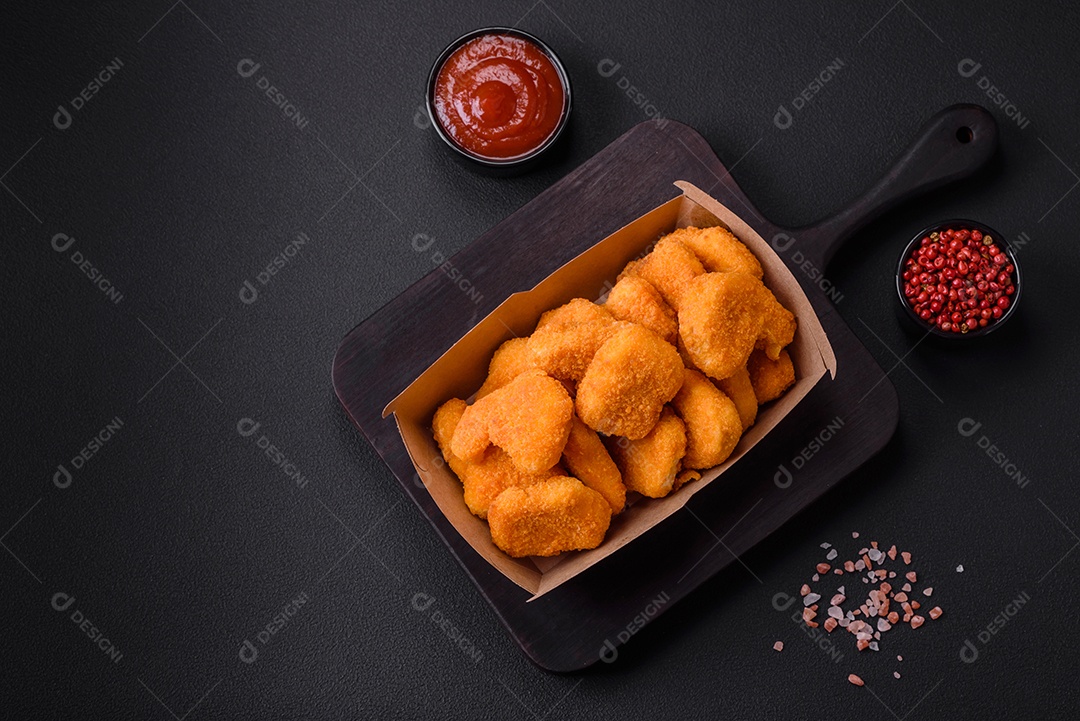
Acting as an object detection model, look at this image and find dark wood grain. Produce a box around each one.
[332,106,997,672]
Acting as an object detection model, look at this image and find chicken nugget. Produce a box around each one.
[488,477,612,557]
[433,398,561,517]
[746,348,796,403]
[605,408,687,498]
[665,226,763,278]
[527,299,618,381]
[758,296,797,360]
[475,337,536,399]
[619,235,704,311]
[603,276,678,343]
[670,369,743,469]
[451,370,573,472]
[461,451,563,519]
[433,398,471,481]
[714,366,758,430]
[576,324,684,440]
[678,272,795,380]
[562,416,626,513]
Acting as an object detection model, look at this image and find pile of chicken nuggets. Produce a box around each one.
[433,226,798,558]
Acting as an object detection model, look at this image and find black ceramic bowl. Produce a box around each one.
[425,27,572,174]
[895,219,1022,340]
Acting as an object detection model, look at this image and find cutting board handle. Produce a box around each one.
[797,104,998,268]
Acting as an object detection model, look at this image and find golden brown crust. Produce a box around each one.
[561,416,626,513]
[460,450,563,519]
[605,407,687,498]
[758,295,797,360]
[746,348,796,404]
[670,369,743,469]
[488,477,611,557]
[527,299,618,381]
[673,468,701,492]
[475,337,536,399]
[451,370,574,472]
[433,398,561,518]
[603,276,678,344]
[714,366,758,430]
[665,226,763,278]
[575,324,685,440]
[619,235,704,311]
[432,398,471,481]
[678,272,795,380]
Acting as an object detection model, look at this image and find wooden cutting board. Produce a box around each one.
[332,105,997,671]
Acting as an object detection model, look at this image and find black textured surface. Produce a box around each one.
[5,1,1079,719]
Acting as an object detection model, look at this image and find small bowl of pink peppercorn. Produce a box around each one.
[896,219,1021,339]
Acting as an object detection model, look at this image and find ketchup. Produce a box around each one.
[433,33,566,160]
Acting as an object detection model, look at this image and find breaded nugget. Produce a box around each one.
[475,337,536,399]
[714,366,758,430]
[746,348,796,403]
[561,416,626,513]
[488,477,612,557]
[670,369,743,469]
[527,299,618,381]
[665,226,763,278]
[451,370,573,472]
[678,272,796,380]
[576,324,685,440]
[603,276,678,343]
[619,235,704,311]
[432,398,472,481]
[758,296,797,360]
[605,408,687,498]
[432,398,561,518]
[461,451,562,519]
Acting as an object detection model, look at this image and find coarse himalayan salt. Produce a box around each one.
[773,640,784,652]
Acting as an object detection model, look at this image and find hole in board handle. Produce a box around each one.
[956,126,974,144]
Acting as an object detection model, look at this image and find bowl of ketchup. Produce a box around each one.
[427,28,572,171]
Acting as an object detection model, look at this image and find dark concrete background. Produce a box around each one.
[4,1,1079,718]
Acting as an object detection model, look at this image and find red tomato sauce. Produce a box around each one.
[433,33,566,160]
